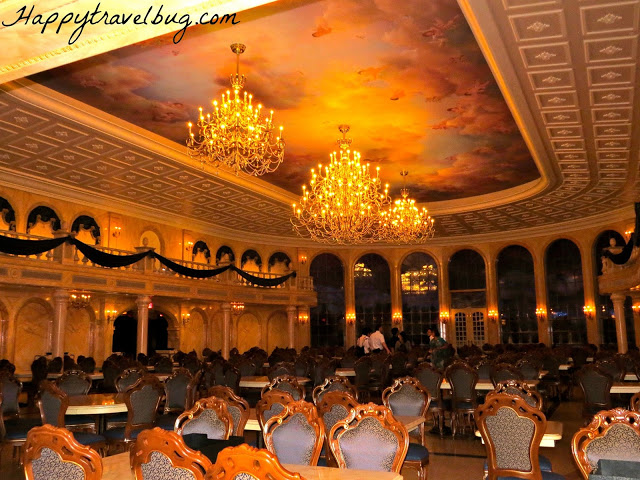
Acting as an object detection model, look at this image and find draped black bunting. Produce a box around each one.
[0,233,296,286]
[602,202,640,265]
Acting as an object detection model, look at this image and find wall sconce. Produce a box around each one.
[112,226,121,238]
[488,309,498,323]
[185,241,194,252]
[182,313,190,325]
[439,311,449,323]
[583,305,595,320]
[632,305,640,315]
[69,293,91,309]
[535,307,546,322]
[105,308,117,323]
[392,312,403,324]
[299,253,307,265]
[625,229,633,239]
[298,312,309,324]
[346,312,356,324]
[230,302,245,315]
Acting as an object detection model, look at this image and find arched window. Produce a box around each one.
[593,230,634,348]
[0,196,16,231]
[268,252,291,274]
[497,245,537,344]
[71,215,101,245]
[401,252,439,346]
[26,206,61,236]
[241,249,262,272]
[310,254,345,347]
[448,249,486,346]
[216,246,235,266]
[192,240,211,263]
[546,239,586,344]
[355,253,391,335]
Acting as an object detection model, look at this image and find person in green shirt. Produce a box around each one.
[427,327,448,369]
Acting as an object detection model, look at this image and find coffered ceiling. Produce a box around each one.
[0,0,637,244]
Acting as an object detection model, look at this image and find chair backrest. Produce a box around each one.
[124,375,164,439]
[37,380,68,427]
[631,392,640,413]
[155,357,174,374]
[572,408,640,480]
[268,362,296,381]
[444,361,478,406]
[595,358,625,382]
[56,370,91,396]
[116,368,145,393]
[78,357,96,374]
[223,365,241,394]
[264,399,324,466]
[353,357,372,387]
[329,403,408,472]
[131,427,212,480]
[316,391,359,438]
[382,376,431,417]
[312,376,357,404]
[475,360,493,381]
[164,368,193,413]
[476,393,546,480]
[207,386,250,436]
[576,365,613,411]
[261,375,305,401]
[492,380,542,410]
[312,358,336,386]
[490,363,524,386]
[205,444,303,480]
[516,358,541,381]
[256,390,295,431]
[24,425,102,480]
[101,361,120,391]
[0,373,22,418]
[413,362,443,401]
[175,396,233,440]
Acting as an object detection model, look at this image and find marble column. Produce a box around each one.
[533,251,551,346]
[611,292,628,353]
[136,295,151,356]
[390,261,403,330]
[52,289,68,359]
[287,305,297,349]
[580,243,600,345]
[486,253,499,344]
[344,258,356,347]
[439,253,450,341]
[221,303,231,359]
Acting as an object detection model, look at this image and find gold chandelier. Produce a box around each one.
[292,125,390,244]
[379,171,435,243]
[187,43,285,176]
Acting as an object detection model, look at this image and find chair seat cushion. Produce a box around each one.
[453,401,475,410]
[499,472,565,480]
[4,426,30,440]
[156,414,179,430]
[106,412,128,424]
[103,427,142,441]
[5,417,41,430]
[65,415,96,426]
[317,457,328,467]
[73,432,106,446]
[405,443,429,463]
[485,455,552,472]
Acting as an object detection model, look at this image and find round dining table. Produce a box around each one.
[67,393,127,433]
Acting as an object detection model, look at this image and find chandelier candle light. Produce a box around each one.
[187,43,285,176]
[292,125,390,244]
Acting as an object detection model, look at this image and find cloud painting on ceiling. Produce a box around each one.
[30,0,540,202]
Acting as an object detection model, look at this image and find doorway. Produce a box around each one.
[452,309,486,347]
[111,308,170,355]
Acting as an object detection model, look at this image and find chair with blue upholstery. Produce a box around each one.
[56,370,91,396]
[1,391,33,463]
[572,408,640,480]
[36,381,105,450]
[175,396,233,439]
[261,375,305,401]
[23,425,102,480]
[476,393,565,480]
[207,386,250,436]
[316,391,358,467]
[444,361,479,437]
[329,403,408,473]
[576,365,613,421]
[490,363,524,387]
[131,427,212,480]
[157,368,194,430]
[312,376,357,404]
[103,375,164,449]
[256,390,295,432]
[516,357,542,382]
[414,363,448,436]
[0,373,23,420]
[205,444,302,480]
[264,399,324,466]
[115,367,145,393]
[353,356,372,402]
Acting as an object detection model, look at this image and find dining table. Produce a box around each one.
[610,382,640,394]
[67,393,127,433]
[101,451,404,480]
[440,379,539,390]
[239,376,311,388]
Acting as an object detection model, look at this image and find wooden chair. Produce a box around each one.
[490,363,524,387]
[576,365,613,421]
[0,372,23,419]
[130,427,212,480]
[56,370,91,396]
[492,380,543,410]
[1,392,32,462]
[572,408,640,480]
[264,399,324,466]
[207,385,250,436]
[312,376,357,404]
[476,393,565,480]
[630,391,640,412]
[444,361,478,437]
[205,444,302,480]
[115,367,145,393]
[261,375,305,401]
[175,396,233,439]
[414,362,447,436]
[23,425,102,480]
[163,368,194,414]
[329,403,409,473]
[256,390,295,432]
[316,391,359,467]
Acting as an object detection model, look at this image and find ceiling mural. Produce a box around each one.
[29,0,540,202]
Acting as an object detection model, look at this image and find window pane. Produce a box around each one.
[355,253,391,335]
[401,252,439,346]
[310,253,345,347]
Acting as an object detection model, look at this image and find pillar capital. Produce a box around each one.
[610,292,627,302]
[52,289,69,303]
[136,295,152,307]
[286,305,298,313]
[221,302,231,312]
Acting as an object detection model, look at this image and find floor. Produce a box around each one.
[0,400,585,480]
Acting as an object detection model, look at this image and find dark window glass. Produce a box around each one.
[310,254,345,347]
[449,250,486,291]
[401,252,439,346]
[355,253,391,335]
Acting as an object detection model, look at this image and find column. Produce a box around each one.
[611,292,628,353]
[390,260,403,330]
[580,243,600,345]
[631,294,640,349]
[439,253,450,341]
[344,257,356,347]
[52,289,68,359]
[221,303,231,359]
[287,305,297,349]
[533,251,551,345]
[486,252,499,345]
[136,295,151,356]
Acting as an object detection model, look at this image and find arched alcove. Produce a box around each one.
[0,196,16,231]
[268,252,291,274]
[192,241,211,264]
[14,299,53,370]
[267,311,288,352]
[71,215,101,245]
[26,206,61,237]
[65,307,93,357]
[241,250,262,272]
[140,230,163,253]
[182,309,206,353]
[216,246,235,266]
[236,312,261,353]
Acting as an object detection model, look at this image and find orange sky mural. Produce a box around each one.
[31,0,540,202]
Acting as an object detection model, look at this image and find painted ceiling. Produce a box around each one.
[29,0,540,202]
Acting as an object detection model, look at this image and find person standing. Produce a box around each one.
[370,324,391,354]
[389,327,400,352]
[427,327,448,369]
[357,327,371,355]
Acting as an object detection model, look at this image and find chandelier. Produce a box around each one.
[291,125,390,244]
[378,171,435,243]
[187,43,285,176]
[69,293,91,309]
